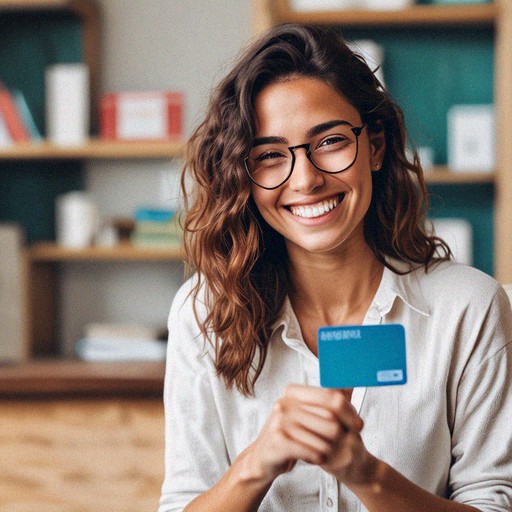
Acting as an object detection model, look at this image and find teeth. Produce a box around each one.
[290,196,341,218]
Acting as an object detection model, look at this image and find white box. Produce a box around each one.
[447,104,495,173]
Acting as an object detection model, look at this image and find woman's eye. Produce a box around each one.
[319,135,348,148]
[256,150,286,162]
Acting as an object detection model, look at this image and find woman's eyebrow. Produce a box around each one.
[307,120,352,139]
[251,136,287,148]
[251,120,353,148]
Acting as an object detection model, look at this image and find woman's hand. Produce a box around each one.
[242,384,380,488]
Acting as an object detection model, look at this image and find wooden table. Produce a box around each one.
[0,360,166,512]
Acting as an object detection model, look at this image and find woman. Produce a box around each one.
[159,24,512,512]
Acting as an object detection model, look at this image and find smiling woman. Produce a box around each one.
[249,77,380,262]
[159,24,512,512]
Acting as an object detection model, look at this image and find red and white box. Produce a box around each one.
[100,91,183,141]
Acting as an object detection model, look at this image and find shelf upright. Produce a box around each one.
[494,0,512,284]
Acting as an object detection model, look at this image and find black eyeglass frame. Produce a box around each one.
[244,124,367,190]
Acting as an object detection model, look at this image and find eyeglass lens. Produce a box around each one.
[246,125,363,189]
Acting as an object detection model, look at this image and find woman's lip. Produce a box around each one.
[286,193,345,220]
[285,193,343,209]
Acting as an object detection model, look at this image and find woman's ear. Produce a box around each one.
[368,121,386,171]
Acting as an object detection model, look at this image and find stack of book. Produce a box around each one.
[130,207,183,248]
[0,84,42,146]
[75,322,167,362]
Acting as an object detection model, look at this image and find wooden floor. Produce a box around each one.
[0,398,164,512]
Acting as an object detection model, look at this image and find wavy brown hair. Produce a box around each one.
[182,24,450,396]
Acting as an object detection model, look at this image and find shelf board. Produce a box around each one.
[27,241,185,262]
[274,2,496,27]
[0,360,165,397]
[0,138,185,160]
[0,0,96,12]
[423,166,494,184]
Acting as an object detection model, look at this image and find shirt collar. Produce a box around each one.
[271,259,431,339]
[374,260,431,318]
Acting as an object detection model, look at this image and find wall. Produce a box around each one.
[60,0,252,352]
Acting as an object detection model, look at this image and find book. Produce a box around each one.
[130,208,183,248]
[100,91,183,141]
[75,321,167,362]
[0,85,30,142]
[12,89,42,141]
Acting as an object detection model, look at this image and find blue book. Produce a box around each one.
[134,207,175,223]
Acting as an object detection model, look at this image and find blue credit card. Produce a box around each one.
[318,324,407,388]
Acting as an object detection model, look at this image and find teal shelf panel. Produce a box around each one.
[0,162,84,243]
[428,183,494,276]
[0,11,83,135]
[0,11,85,243]
[342,26,494,165]
[341,26,494,276]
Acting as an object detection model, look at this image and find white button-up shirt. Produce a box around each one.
[159,261,512,512]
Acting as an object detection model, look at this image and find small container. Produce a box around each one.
[55,192,98,248]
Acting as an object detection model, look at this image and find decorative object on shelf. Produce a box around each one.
[100,91,183,141]
[418,146,435,171]
[427,217,473,265]
[55,191,99,249]
[112,217,136,241]
[347,39,385,85]
[447,104,495,173]
[130,207,183,248]
[45,63,90,146]
[94,223,119,247]
[406,146,435,171]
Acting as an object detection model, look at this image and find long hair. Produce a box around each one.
[182,24,450,396]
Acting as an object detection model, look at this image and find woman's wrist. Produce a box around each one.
[341,453,389,496]
[232,445,276,489]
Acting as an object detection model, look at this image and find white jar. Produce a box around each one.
[56,192,99,248]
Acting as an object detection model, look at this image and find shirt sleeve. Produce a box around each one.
[158,280,230,512]
[449,285,512,511]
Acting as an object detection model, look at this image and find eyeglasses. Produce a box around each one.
[244,124,366,190]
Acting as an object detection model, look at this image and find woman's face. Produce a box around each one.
[250,76,385,260]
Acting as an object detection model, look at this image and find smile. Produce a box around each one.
[288,194,344,219]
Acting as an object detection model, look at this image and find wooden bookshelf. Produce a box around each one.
[24,242,185,360]
[0,139,185,160]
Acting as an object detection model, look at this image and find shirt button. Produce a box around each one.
[326,497,334,507]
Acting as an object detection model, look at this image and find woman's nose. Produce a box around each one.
[288,149,325,192]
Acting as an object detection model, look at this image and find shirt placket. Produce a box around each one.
[320,471,339,511]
